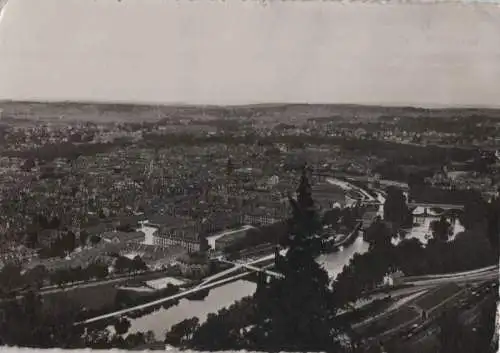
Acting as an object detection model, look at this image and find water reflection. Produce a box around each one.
[129,233,370,338]
[317,235,369,279]
[129,279,257,338]
[392,216,465,246]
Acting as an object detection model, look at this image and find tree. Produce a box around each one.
[247,165,341,352]
[0,291,84,348]
[430,216,452,243]
[199,235,210,253]
[322,207,341,227]
[485,195,500,257]
[363,216,393,250]
[36,214,49,230]
[165,318,200,347]
[24,265,49,289]
[21,158,36,172]
[471,298,498,353]
[124,332,147,348]
[144,330,156,344]
[115,256,131,274]
[48,216,60,229]
[116,223,135,232]
[461,198,488,230]
[285,164,323,256]
[89,234,101,245]
[131,255,147,273]
[407,172,426,191]
[25,230,39,248]
[98,208,106,219]
[114,318,131,335]
[0,263,24,294]
[383,187,412,228]
[62,231,77,253]
[79,230,89,247]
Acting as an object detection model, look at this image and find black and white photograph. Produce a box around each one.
[0,1,498,352]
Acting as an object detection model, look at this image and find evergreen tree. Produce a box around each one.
[383,187,412,227]
[247,164,342,352]
[286,164,323,257]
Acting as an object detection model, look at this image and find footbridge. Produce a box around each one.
[360,200,465,210]
[77,267,259,326]
[407,202,465,210]
[76,252,289,326]
[219,259,284,279]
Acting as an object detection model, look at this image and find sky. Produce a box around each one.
[0,0,500,107]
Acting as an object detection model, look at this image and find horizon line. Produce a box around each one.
[1,98,500,111]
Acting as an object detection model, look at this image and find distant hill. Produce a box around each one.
[1,100,499,123]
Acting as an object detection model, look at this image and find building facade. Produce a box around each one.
[153,235,201,253]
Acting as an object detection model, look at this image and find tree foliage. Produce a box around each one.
[165,318,200,347]
[429,216,452,243]
[383,187,412,228]
[0,291,84,348]
[247,165,342,352]
[363,216,393,250]
[114,318,131,335]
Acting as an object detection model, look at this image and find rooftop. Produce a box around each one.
[101,231,145,243]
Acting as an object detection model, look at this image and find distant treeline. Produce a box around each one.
[409,185,483,205]
[3,101,500,120]
[2,141,129,163]
[0,130,485,169]
[143,132,478,155]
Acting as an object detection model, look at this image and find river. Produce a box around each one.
[127,231,371,339]
[128,278,257,339]
[125,180,462,339]
[126,178,379,338]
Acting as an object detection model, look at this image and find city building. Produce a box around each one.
[37,229,63,248]
[101,231,145,244]
[153,235,201,253]
[176,253,210,279]
[383,270,405,286]
[243,211,281,226]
